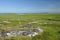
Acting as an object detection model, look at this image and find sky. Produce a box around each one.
[0,0,60,13]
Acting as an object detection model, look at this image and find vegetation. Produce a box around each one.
[0,13,60,40]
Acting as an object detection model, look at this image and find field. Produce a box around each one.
[0,13,60,40]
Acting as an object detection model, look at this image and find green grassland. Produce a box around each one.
[0,13,60,40]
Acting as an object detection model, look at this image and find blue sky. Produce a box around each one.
[0,0,60,13]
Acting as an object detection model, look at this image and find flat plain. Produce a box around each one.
[0,13,60,40]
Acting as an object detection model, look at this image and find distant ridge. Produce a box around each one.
[0,13,60,15]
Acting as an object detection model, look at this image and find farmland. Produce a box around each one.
[0,13,60,40]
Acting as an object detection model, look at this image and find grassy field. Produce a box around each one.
[0,13,60,40]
